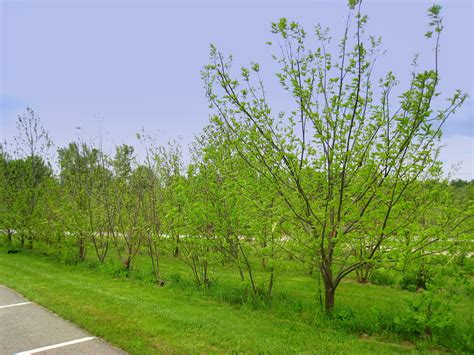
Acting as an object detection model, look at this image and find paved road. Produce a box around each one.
[0,286,126,355]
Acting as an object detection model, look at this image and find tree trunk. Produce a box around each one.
[78,239,86,262]
[356,264,372,283]
[174,235,180,257]
[261,237,267,268]
[324,284,335,314]
[238,264,245,281]
[229,237,238,259]
[321,263,336,314]
[6,230,13,245]
[267,267,274,298]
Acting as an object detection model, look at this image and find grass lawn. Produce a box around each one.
[0,249,420,354]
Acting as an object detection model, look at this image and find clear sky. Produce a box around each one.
[1,0,472,179]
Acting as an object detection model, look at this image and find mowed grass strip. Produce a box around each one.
[0,251,413,354]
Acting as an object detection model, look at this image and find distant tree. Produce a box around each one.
[137,133,184,285]
[107,144,144,270]
[1,155,52,247]
[10,108,52,246]
[449,179,473,188]
[194,125,285,298]
[448,181,474,266]
[0,147,15,243]
[58,142,109,262]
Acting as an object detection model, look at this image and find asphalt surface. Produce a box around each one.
[0,286,126,354]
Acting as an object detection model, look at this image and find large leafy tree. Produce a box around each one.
[203,2,467,312]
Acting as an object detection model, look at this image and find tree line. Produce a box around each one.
[0,2,472,314]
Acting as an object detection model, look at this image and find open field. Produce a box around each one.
[1,244,472,354]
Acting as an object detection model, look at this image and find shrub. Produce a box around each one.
[399,268,431,291]
[395,269,472,351]
[395,289,454,338]
[370,270,396,286]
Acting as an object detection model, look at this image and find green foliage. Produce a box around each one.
[0,2,471,353]
[370,270,396,287]
[395,267,472,350]
[203,0,467,314]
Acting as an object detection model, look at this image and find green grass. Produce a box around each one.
[0,249,421,354]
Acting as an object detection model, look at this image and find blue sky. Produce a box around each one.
[1,0,472,178]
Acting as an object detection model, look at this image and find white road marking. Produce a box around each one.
[0,302,32,309]
[15,337,96,354]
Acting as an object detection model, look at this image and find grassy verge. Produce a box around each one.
[0,249,417,354]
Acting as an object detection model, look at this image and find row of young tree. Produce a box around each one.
[1,2,472,313]
[1,108,472,313]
